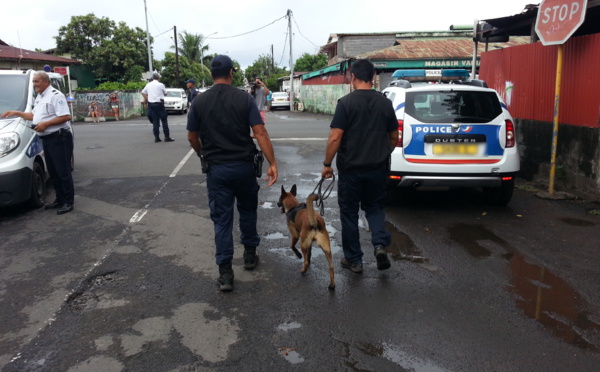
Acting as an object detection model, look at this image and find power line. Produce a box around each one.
[278,29,289,67]
[212,14,287,39]
[291,14,319,48]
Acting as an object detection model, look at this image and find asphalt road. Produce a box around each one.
[1,110,599,371]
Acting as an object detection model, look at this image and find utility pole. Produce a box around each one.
[144,0,153,74]
[287,9,294,110]
[174,26,180,87]
[271,44,274,76]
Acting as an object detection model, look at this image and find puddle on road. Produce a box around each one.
[448,224,600,351]
[385,221,435,271]
[340,340,448,371]
[508,252,600,351]
[278,347,305,364]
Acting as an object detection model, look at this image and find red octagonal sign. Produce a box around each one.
[535,0,588,45]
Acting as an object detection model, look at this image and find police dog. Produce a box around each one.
[278,185,335,290]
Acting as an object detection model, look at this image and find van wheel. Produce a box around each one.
[483,179,514,205]
[27,161,46,209]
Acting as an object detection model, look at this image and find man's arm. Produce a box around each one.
[389,129,399,148]
[187,131,202,154]
[252,124,278,186]
[35,115,71,133]
[1,111,33,121]
[321,128,344,179]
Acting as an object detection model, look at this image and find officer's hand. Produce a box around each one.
[35,122,48,132]
[265,164,278,186]
[1,111,16,118]
[322,166,333,179]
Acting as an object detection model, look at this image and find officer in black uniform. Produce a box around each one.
[186,55,278,292]
[322,59,399,273]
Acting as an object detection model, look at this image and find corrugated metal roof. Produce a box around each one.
[0,44,80,64]
[356,37,530,60]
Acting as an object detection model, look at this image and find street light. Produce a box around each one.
[201,32,218,87]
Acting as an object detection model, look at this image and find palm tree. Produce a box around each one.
[172,31,209,64]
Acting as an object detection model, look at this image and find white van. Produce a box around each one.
[0,69,67,208]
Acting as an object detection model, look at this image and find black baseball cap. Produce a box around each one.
[210,55,234,74]
[185,79,195,84]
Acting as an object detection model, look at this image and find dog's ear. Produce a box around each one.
[281,185,286,195]
[291,184,297,196]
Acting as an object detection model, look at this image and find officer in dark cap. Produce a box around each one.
[185,79,199,104]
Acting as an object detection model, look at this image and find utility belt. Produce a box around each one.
[41,128,71,138]
[200,150,264,178]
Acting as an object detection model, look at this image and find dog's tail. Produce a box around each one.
[306,194,319,229]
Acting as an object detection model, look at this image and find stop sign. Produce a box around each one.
[535,0,588,45]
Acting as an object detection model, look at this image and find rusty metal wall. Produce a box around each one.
[480,33,600,128]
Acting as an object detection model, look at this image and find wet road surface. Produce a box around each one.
[1,111,599,371]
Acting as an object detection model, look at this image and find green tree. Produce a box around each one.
[173,31,210,63]
[160,52,210,88]
[245,54,287,91]
[54,14,150,82]
[294,53,328,72]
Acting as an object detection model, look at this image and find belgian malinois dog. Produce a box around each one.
[278,185,335,290]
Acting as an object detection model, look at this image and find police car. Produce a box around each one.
[382,69,519,205]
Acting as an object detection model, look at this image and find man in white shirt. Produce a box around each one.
[142,73,173,142]
[1,71,75,214]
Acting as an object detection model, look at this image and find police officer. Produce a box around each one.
[185,78,199,104]
[142,73,173,142]
[187,55,278,292]
[1,71,75,214]
[321,59,399,273]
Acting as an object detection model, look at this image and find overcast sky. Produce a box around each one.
[4,0,533,70]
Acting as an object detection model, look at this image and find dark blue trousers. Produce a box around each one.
[338,167,391,264]
[42,130,74,205]
[206,161,260,265]
[148,102,170,138]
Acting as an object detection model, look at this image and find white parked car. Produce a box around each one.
[164,88,188,114]
[270,92,290,110]
[382,69,520,205]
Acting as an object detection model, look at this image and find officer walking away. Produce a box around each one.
[249,77,270,123]
[1,71,75,214]
[321,59,399,273]
[142,73,173,142]
[187,55,278,292]
[185,78,199,104]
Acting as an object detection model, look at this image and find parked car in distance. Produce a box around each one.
[164,88,188,115]
[270,92,290,110]
[382,69,520,205]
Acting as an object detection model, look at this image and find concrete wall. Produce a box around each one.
[72,90,143,122]
[299,84,350,115]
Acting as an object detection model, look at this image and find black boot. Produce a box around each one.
[243,245,259,270]
[155,136,162,142]
[218,262,234,292]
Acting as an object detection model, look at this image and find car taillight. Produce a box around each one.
[505,119,515,148]
[396,119,404,147]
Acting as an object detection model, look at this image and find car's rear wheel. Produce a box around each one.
[27,161,46,209]
[482,179,514,205]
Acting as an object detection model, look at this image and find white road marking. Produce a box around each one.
[170,149,195,178]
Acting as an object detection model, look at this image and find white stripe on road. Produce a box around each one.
[170,149,196,178]
[129,149,195,223]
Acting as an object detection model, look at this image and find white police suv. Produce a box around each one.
[382,69,519,205]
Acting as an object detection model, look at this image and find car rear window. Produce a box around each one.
[405,90,502,123]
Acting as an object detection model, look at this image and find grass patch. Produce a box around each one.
[587,209,600,216]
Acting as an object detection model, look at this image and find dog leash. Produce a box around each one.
[311,174,335,216]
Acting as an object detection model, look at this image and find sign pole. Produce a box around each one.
[548,44,563,193]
